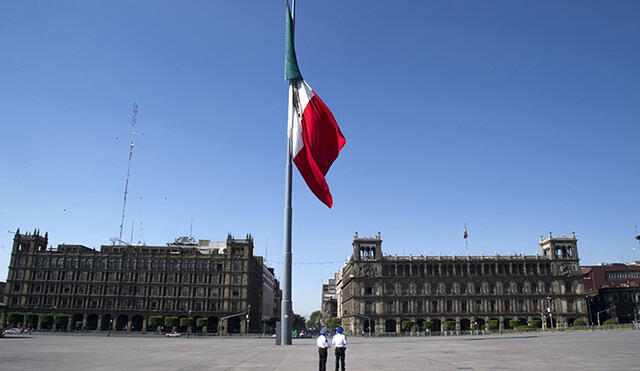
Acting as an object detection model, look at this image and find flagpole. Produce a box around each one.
[280,0,295,347]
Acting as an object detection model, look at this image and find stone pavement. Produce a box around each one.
[0,330,638,370]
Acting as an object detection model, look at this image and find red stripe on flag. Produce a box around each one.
[293,93,346,208]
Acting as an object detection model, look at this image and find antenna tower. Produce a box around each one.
[118,103,138,243]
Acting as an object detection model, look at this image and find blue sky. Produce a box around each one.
[1,1,639,317]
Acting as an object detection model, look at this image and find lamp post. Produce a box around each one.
[545,296,554,329]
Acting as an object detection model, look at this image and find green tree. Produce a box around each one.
[53,314,70,327]
[444,320,456,331]
[39,314,53,329]
[573,319,587,327]
[292,313,306,331]
[602,317,619,325]
[76,321,84,329]
[401,320,414,332]
[509,318,526,329]
[307,310,323,330]
[7,312,24,326]
[164,316,178,329]
[530,319,542,328]
[147,316,163,328]
[488,320,499,330]
[24,313,39,327]
[196,318,208,329]
[325,317,340,332]
[179,317,192,329]
[423,321,432,332]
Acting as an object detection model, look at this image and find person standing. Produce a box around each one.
[317,328,329,371]
[331,326,347,371]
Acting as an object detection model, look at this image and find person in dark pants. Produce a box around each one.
[331,326,347,371]
[316,327,329,371]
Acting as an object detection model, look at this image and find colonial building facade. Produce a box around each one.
[582,262,640,324]
[2,229,281,334]
[338,232,588,334]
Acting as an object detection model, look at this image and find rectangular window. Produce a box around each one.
[231,288,240,297]
[210,287,219,297]
[233,275,242,284]
[234,261,242,271]
[181,287,190,296]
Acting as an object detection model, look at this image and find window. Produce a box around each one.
[234,261,243,271]
[210,287,220,297]
[385,301,394,313]
[431,300,438,312]
[461,301,467,313]
[231,288,240,297]
[364,287,373,295]
[446,300,453,312]
[181,287,190,296]
[196,287,205,296]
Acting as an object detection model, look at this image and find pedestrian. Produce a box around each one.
[331,326,347,371]
[317,327,329,371]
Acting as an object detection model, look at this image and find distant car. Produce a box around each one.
[4,328,23,335]
[165,332,181,337]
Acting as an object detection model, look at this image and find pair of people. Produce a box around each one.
[317,326,347,371]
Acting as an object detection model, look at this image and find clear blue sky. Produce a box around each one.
[1,1,639,318]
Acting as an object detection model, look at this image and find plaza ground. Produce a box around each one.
[1,330,638,370]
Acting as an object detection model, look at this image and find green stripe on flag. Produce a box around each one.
[284,2,302,81]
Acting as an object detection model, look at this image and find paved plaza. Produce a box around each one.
[1,331,638,370]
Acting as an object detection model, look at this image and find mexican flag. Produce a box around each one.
[285,4,346,208]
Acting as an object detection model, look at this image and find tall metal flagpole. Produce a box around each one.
[281,0,295,347]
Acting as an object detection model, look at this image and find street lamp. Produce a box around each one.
[545,296,554,329]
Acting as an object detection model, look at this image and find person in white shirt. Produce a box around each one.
[316,327,329,371]
[331,326,347,371]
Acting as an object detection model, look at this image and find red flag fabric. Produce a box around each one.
[288,80,346,208]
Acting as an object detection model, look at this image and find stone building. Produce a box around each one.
[582,262,640,324]
[337,232,588,334]
[321,273,338,320]
[1,229,281,334]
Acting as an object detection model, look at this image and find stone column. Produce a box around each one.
[82,314,88,330]
[142,316,147,332]
[499,316,504,330]
[66,318,72,332]
[440,316,446,332]
[455,317,460,331]
[127,318,132,332]
[395,317,401,334]
[97,315,103,331]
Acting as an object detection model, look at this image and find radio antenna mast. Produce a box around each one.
[118,103,138,243]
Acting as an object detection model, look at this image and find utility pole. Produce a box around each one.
[246,304,251,335]
[118,103,138,243]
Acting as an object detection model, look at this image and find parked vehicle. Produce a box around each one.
[165,332,181,337]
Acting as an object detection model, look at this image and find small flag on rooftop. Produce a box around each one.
[464,225,469,239]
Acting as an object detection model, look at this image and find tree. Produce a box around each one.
[325,317,340,332]
[530,319,542,328]
[164,316,178,329]
[423,321,432,332]
[39,314,53,329]
[7,312,24,326]
[573,319,587,327]
[147,316,163,329]
[444,320,456,331]
[292,313,306,331]
[53,314,70,327]
[488,320,499,330]
[307,310,323,330]
[196,318,208,329]
[24,313,38,328]
[179,317,192,329]
[603,317,619,325]
[401,320,414,332]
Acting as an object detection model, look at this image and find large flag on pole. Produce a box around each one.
[285,3,346,208]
